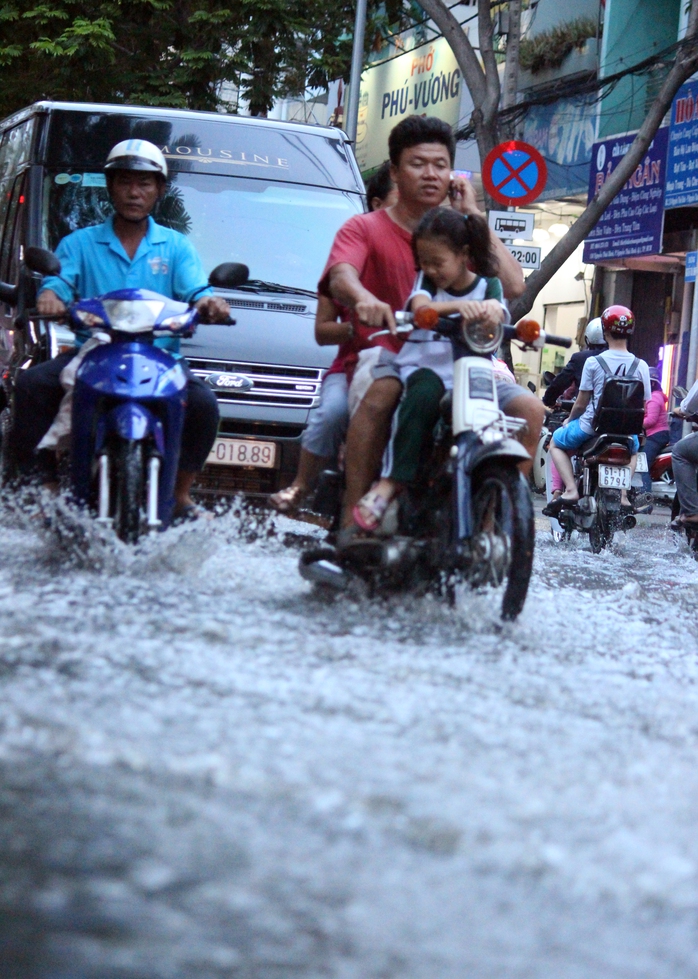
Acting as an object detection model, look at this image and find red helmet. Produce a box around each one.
[601,304,634,336]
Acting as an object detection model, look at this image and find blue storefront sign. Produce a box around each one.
[686,251,698,282]
[665,79,698,209]
[523,95,598,202]
[583,127,669,264]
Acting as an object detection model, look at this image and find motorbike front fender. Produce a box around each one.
[466,437,531,474]
[105,401,156,442]
[453,434,531,542]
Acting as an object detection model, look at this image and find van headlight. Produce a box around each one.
[462,318,503,354]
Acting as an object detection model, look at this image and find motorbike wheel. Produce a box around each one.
[0,406,17,485]
[588,490,613,553]
[530,433,548,494]
[114,439,144,544]
[471,462,535,621]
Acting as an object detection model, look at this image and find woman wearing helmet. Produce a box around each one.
[12,139,230,518]
[547,305,651,512]
[542,316,607,408]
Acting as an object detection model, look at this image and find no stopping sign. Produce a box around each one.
[482,141,547,207]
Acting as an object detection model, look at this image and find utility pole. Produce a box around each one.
[345,0,368,142]
[501,0,522,116]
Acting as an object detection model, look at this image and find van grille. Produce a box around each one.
[226,298,307,313]
[188,358,324,409]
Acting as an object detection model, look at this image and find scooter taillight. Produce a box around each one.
[597,445,631,465]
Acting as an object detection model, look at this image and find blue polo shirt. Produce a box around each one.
[39,216,212,352]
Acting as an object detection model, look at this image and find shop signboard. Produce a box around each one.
[665,79,698,209]
[523,95,598,202]
[354,35,462,173]
[582,128,669,263]
[686,250,697,282]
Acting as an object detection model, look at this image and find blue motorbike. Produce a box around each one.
[20,247,247,542]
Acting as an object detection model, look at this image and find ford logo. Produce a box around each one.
[207,372,254,392]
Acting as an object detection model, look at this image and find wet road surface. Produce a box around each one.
[1,497,698,978]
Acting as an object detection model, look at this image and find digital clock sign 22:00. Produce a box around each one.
[505,245,541,270]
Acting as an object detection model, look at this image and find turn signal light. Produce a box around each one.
[515,318,541,344]
[413,306,440,330]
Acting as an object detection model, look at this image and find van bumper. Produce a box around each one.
[193,402,309,499]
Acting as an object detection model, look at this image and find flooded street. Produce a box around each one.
[2,499,698,978]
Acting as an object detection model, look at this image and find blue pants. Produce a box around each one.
[641,430,670,492]
[301,372,348,459]
[553,418,639,454]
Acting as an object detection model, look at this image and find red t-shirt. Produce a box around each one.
[318,209,415,379]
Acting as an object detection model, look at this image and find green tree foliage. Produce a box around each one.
[0,0,407,119]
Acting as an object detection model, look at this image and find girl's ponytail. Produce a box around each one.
[412,207,499,278]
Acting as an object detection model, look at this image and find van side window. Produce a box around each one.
[0,173,26,284]
[0,119,33,254]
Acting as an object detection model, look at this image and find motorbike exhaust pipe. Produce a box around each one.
[622,514,636,531]
[95,453,112,527]
[299,549,349,590]
[147,456,162,530]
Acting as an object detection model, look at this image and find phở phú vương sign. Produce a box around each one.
[354,34,462,174]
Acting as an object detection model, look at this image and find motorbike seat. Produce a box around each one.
[580,434,634,458]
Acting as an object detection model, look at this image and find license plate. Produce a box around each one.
[207,438,277,468]
[598,464,631,489]
[635,452,648,473]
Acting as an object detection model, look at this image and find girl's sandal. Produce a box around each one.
[269,484,305,514]
[353,487,391,532]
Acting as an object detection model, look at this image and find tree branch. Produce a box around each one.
[509,19,698,322]
[417,0,487,107]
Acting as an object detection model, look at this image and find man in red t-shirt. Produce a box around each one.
[320,115,531,531]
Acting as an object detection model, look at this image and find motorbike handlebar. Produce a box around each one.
[544,333,572,348]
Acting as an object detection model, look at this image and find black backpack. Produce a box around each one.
[591,354,645,435]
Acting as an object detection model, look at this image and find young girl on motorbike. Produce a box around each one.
[353,206,512,531]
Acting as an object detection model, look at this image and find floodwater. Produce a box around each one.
[1,495,698,978]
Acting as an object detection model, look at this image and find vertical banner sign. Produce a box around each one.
[686,251,697,282]
[354,36,461,173]
[665,79,698,209]
[583,128,669,263]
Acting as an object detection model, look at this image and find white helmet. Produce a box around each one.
[584,317,604,346]
[104,139,167,179]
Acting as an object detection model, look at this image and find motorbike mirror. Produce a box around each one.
[24,247,61,277]
[673,385,688,400]
[515,318,541,345]
[209,262,249,290]
[413,306,440,331]
[542,370,556,387]
[527,380,537,394]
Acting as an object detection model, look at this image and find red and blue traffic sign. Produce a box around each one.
[482,140,547,207]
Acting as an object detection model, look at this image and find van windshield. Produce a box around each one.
[45,171,363,293]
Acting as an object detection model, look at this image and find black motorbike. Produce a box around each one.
[300,313,570,620]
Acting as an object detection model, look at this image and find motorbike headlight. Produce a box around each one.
[102,299,165,333]
[462,317,503,354]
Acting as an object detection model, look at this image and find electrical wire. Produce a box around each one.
[453,34,685,143]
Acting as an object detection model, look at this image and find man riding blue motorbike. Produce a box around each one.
[10,139,230,518]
